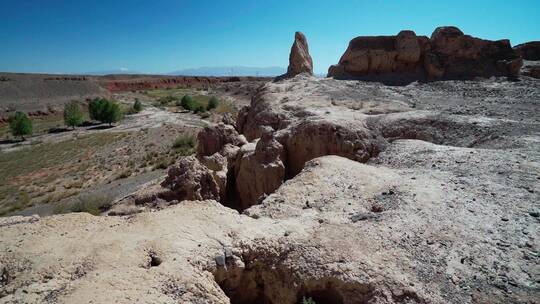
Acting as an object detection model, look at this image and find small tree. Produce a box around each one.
[207,96,219,111]
[89,98,106,121]
[194,104,206,114]
[180,95,197,111]
[133,99,142,113]
[9,111,32,140]
[63,101,84,129]
[88,98,122,126]
[101,101,122,126]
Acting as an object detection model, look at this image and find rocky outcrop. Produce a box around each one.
[285,119,383,176]
[514,41,540,61]
[234,129,286,208]
[161,156,220,201]
[328,26,522,83]
[520,60,540,79]
[286,32,313,77]
[197,123,247,157]
[2,70,540,303]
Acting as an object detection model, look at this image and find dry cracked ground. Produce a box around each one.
[1,75,539,304]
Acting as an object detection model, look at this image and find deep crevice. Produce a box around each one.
[213,253,372,304]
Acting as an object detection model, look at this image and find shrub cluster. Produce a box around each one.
[64,101,84,128]
[180,95,198,111]
[133,99,143,113]
[158,95,177,105]
[8,111,33,140]
[172,134,196,156]
[89,98,122,126]
[207,96,219,111]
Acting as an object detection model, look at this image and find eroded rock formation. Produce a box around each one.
[514,41,540,61]
[2,71,540,303]
[286,31,313,77]
[161,156,220,201]
[328,26,522,83]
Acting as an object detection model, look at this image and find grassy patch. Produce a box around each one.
[0,133,125,215]
[0,133,123,181]
[172,134,196,156]
[144,88,237,115]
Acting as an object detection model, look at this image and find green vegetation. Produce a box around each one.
[1,112,90,138]
[154,160,169,170]
[207,96,219,111]
[0,133,125,215]
[133,99,143,113]
[63,101,84,129]
[143,88,235,115]
[8,111,33,140]
[53,193,112,215]
[172,134,196,155]
[158,95,177,105]
[180,95,199,111]
[302,297,316,304]
[89,98,122,126]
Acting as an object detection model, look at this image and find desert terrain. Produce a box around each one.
[0,27,539,304]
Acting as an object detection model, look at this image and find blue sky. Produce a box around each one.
[0,0,539,74]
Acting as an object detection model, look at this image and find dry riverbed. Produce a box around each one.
[0,87,244,216]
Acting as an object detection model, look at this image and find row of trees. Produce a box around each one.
[8,98,138,140]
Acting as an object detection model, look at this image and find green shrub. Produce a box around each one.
[9,111,33,140]
[194,104,206,114]
[133,99,143,113]
[207,96,219,111]
[89,97,104,120]
[63,101,84,129]
[158,95,177,105]
[172,134,196,156]
[154,160,169,170]
[302,297,316,304]
[180,95,199,111]
[88,98,122,126]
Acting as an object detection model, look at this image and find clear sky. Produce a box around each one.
[0,0,539,74]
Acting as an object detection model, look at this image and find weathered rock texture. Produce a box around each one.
[286,31,314,77]
[161,156,220,201]
[2,72,539,303]
[514,41,540,61]
[328,26,522,83]
[521,60,540,79]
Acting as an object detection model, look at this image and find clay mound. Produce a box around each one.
[2,149,538,303]
[328,26,522,83]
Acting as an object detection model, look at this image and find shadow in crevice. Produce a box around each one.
[213,252,371,304]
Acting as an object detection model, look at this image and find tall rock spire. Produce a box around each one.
[286,31,313,77]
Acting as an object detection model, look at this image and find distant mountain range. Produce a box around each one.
[83,66,291,77]
[84,69,141,75]
[167,66,286,77]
